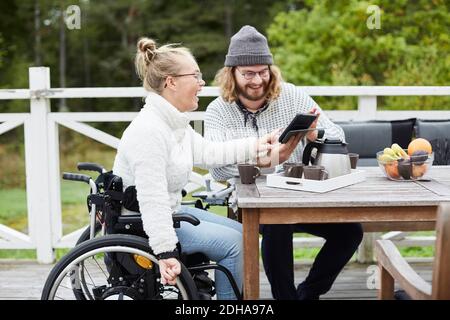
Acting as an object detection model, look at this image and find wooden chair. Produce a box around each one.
[375,202,450,299]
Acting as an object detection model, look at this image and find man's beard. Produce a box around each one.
[236,81,269,101]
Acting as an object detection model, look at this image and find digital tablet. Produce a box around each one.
[278,113,319,144]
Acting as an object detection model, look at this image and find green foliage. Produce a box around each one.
[0,0,295,112]
[400,246,434,258]
[0,249,36,259]
[0,34,4,69]
[292,246,434,260]
[268,0,450,110]
[1,0,449,112]
[0,0,299,191]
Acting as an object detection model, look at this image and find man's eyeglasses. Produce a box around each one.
[171,72,203,82]
[237,68,270,80]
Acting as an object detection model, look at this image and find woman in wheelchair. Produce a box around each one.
[105,37,293,300]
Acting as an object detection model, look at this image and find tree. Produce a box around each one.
[267,0,450,110]
[0,34,5,69]
[0,0,300,179]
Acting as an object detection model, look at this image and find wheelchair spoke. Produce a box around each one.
[79,262,96,300]
[91,255,109,279]
[53,273,80,300]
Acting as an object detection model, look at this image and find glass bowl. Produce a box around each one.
[376,150,434,181]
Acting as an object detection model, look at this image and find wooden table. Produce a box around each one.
[235,166,450,300]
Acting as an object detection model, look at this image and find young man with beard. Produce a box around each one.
[204,25,363,300]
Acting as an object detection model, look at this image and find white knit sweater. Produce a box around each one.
[113,92,258,255]
[204,82,345,181]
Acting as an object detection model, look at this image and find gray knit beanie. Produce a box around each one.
[224,25,273,67]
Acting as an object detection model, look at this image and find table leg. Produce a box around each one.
[242,208,260,300]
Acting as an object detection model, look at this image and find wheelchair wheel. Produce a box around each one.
[76,221,102,245]
[41,234,199,300]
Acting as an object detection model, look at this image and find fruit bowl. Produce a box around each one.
[376,150,434,181]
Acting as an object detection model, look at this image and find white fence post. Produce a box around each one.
[24,67,54,263]
[356,96,378,262]
[357,96,377,120]
[357,232,379,263]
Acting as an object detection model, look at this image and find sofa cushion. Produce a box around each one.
[337,122,391,158]
[390,118,417,149]
[336,118,415,166]
[357,158,379,167]
[415,119,450,165]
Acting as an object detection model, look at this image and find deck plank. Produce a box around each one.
[0,260,432,300]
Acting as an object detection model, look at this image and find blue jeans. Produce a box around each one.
[175,206,242,300]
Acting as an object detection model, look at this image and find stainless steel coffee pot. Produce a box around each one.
[302,138,351,179]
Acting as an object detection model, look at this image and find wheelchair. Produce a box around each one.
[41,162,241,300]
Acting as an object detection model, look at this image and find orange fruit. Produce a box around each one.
[412,163,428,178]
[407,138,432,156]
[385,161,400,179]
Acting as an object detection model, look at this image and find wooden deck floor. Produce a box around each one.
[0,260,432,300]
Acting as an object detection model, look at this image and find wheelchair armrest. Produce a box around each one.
[192,191,208,200]
[116,213,200,231]
[172,213,200,226]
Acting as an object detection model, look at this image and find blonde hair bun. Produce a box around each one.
[137,37,157,64]
[135,36,195,94]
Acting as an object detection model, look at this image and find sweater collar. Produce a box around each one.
[143,92,190,131]
[235,99,270,133]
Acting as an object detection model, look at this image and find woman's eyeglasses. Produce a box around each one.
[236,68,270,80]
[171,72,203,82]
[164,72,203,88]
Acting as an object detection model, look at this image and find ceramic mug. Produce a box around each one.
[283,162,304,178]
[238,164,261,184]
[303,165,329,180]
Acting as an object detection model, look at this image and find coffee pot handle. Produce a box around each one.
[317,128,325,139]
[302,141,319,166]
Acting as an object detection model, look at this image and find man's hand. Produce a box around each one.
[306,106,321,142]
[159,258,181,286]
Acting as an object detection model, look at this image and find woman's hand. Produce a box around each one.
[257,129,302,167]
[255,129,280,157]
[159,258,181,286]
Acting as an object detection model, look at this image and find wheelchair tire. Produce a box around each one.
[41,234,199,300]
[76,221,102,245]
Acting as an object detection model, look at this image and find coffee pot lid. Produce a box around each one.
[324,138,346,145]
[319,138,349,154]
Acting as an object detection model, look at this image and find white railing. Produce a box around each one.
[1,67,449,263]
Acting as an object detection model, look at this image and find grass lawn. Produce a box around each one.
[0,188,28,231]
[0,180,91,259]
[0,181,436,261]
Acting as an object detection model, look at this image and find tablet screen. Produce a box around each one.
[278,113,318,143]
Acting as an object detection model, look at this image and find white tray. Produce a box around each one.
[266,169,366,193]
